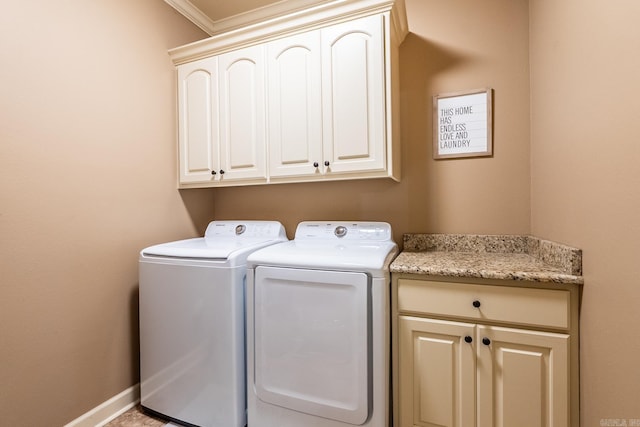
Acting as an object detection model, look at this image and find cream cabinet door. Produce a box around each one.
[477,325,569,427]
[267,31,323,178]
[398,316,476,427]
[217,45,267,183]
[177,57,219,184]
[321,13,386,175]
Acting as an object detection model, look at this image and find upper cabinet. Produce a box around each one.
[177,46,267,185]
[170,0,408,188]
[320,15,386,177]
[177,57,218,185]
[266,30,323,179]
[217,45,267,183]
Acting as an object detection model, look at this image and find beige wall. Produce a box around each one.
[0,1,211,425]
[530,0,640,423]
[0,0,527,423]
[211,0,532,242]
[17,0,639,425]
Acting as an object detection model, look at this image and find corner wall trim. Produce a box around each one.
[63,383,140,427]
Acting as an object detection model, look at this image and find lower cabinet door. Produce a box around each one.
[398,316,476,427]
[476,325,570,427]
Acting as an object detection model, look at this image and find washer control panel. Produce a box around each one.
[334,226,348,238]
[295,222,392,241]
[204,221,286,239]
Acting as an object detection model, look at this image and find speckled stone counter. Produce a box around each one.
[391,234,583,285]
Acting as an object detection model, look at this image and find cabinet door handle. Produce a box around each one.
[464,335,473,344]
[211,170,217,175]
[313,162,319,168]
[482,337,491,346]
[219,170,225,175]
[324,161,330,167]
[472,300,481,308]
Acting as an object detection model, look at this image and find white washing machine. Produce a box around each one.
[246,221,398,427]
[139,221,287,427]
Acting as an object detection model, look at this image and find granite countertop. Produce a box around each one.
[390,234,583,285]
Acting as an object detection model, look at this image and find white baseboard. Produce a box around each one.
[63,383,140,427]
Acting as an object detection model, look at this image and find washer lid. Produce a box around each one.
[141,221,287,261]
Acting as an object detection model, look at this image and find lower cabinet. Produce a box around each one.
[393,277,579,427]
[398,317,476,427]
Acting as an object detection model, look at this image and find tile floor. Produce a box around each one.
[105,406,169,427]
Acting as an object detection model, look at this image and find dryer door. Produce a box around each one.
[253,266,370,425]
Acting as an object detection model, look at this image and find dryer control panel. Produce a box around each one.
[295,222,392,241]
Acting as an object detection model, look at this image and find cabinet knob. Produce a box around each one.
[464,335,473,344]
[313,162,319,168]
[472,300,481,308]
[324,161,330,167]
[219,170,225,175]
[211,170,217,175]
[482,337,491,346]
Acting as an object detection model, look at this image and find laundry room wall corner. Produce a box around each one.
[179,188,218,234]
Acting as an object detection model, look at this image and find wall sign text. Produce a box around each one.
[433,88,493,159]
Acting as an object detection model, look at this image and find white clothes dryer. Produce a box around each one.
[139,221,287,427]
[246,221,398,427]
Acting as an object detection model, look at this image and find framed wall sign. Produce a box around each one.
[433,88,493,159]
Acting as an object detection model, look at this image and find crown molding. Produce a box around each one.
[165,0,338,37]
[168,0,407,65]
[207,0,337,35]
[166,0,406,40]
[164,0,217,35]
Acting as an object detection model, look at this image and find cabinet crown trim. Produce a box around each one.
[169,0,408,65]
